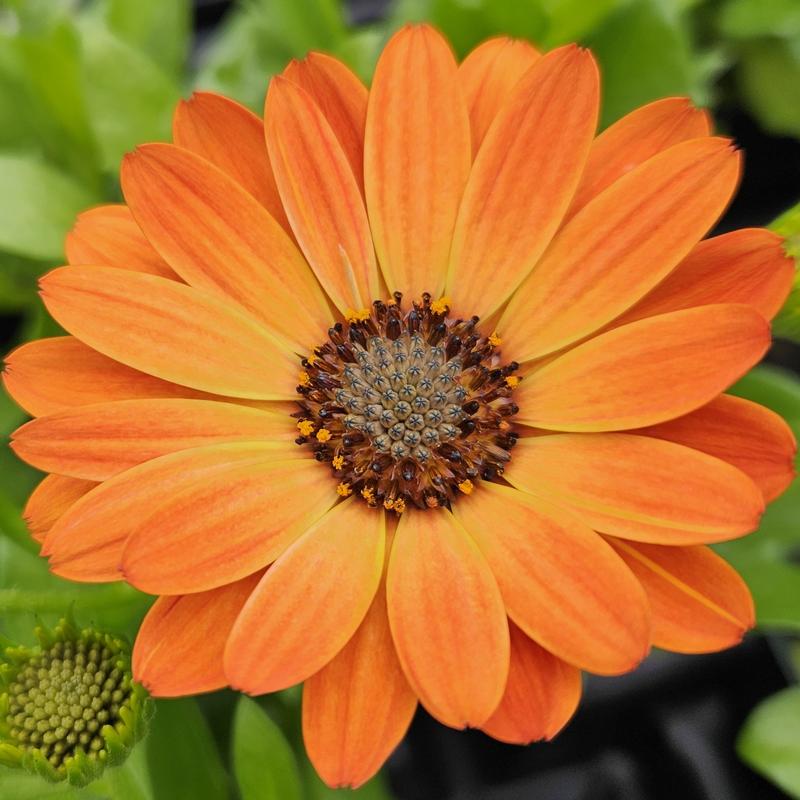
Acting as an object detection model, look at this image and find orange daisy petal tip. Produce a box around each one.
[4,23,795,788]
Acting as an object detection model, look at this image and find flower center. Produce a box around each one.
[4,634,134,770]
[294,293,520,511]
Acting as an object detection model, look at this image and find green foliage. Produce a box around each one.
[0,155,98,260]
[232,697,303,800]
[738,687,800,798]
[770,201,800,343]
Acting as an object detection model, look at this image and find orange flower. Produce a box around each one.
[3,25,797,788]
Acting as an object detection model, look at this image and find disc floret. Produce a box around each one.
[294,293,520,510]
[0,617,152,787]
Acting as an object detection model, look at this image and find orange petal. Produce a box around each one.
[481,622,582,744]
[225,499,385,694]
[302,578,417,789]
[283,53,368,194]
[507,434,765,544]
[2,336,238,418]
[365,24,471,301]
[514,304,770,431]
[446,45,599,319]
[120,449,335,594]
[386,509,509,728]
[457,36,540,155]
[454,484,650,675]
[44,442,321,584]
[265,76,378,314]
[614,228,795,326]
[606,538,755,654]
[65,205,177,279]
[172,92,290,231]
[121,143,332,353]
[39,266,297,400]
[23,474,97,543]
[638,394,796,503]
[567,97,712,220]
[133,571,261,696]
[11,399,293,481]
[500,138,741,360]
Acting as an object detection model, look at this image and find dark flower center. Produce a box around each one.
[294,293,520,511]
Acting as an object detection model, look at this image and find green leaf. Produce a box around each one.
[769,199,800,342]
[231,696,302,800]
[738,687,800,798]
[145,699,229,800]
[0,766,106,799]
[0,18,101,185]
[94,0,191,77]
[718,0,800,40]
[585,0,702,127]
[539,0,622,48]
[77,18,181,173]
[0,154,97,259]
[714,366,800,630]
[735,38,800,139]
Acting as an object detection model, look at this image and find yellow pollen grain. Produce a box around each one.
[307,353,319,366]
[298,370,311,387]
[336,482,352,497]
[332,455,344,470]
[361,486,375,504]
[297,420,315,436]
[383,498,395,510]
[505,376,520,389]
[458,479,475,495]
[430,296,451,314]
[316,428,332,443]
[489,331,502,347]
[393,498,406,514]
[345,307,371,323]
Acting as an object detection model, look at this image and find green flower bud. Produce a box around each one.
[0,617,153,787]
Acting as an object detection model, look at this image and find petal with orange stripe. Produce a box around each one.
[567,97,711,220]
[283,53,368,194]
[44,443,323,584]
[514,305,770,431]
[225,499,385,695]
[23,474,97,543]
[446,45,599,319]
[638,394,796,502]
[481,622,582,744]
[133,571,261,696]
[39,267,297,401]
[172,92,290,230]
[454,483,650,675]
[386,508,509,728]
[365,24,471,300]
[266,76,378,314]
[303,578,417,789]
[65,205,177,279]
[457,36,540,155]
[507,434,765,545]
[606,538,754,654]
[11,399,293,481]
[500,138,741,360]
[121,144,332,353]
[614,228,794,326]
[119,449,335,595]
[2,337,233,418]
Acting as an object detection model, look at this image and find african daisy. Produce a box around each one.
[3,24,796,788]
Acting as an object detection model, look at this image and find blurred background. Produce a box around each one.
[2,0,800,798]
